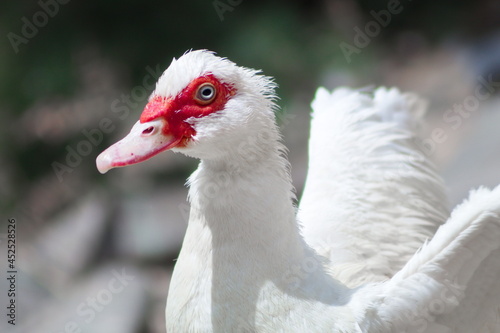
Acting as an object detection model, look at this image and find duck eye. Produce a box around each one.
[195,83,216,105]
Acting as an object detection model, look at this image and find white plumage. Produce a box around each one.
[96,50,500,332]
[299,87,449,287]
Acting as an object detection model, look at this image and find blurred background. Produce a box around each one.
[1,0,499,332]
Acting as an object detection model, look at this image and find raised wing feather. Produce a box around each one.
[361,185,500,333]
[298,87,449,287]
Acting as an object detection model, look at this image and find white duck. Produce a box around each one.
[97,50,500,332]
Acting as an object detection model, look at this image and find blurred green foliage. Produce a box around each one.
[0,0,496,219]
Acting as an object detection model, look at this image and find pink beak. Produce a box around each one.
[96,119,182,174]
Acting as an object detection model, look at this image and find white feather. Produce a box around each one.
[298,87,449,287]
[107,50,500,332]
[359,185,500,333]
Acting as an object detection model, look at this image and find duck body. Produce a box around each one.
[97,50,500,333]
[166,148,359,332]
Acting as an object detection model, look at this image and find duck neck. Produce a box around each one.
[187,123,306,271]
[167,119,350,331]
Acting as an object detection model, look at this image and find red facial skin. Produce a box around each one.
[95,74,236,174]
[140,74,236,147]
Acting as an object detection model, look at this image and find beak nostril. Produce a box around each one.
[142,126,155,136]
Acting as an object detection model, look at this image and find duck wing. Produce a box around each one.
[298,87,449,286]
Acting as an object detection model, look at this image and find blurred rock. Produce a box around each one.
[114,187,188,261]
[281,100,310,198]
[143,267,172,333]
[19,263,147,333]
[470,32,500,85]
[442,97,500,206]
[0,268,51,332]
[21,193,110,287]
